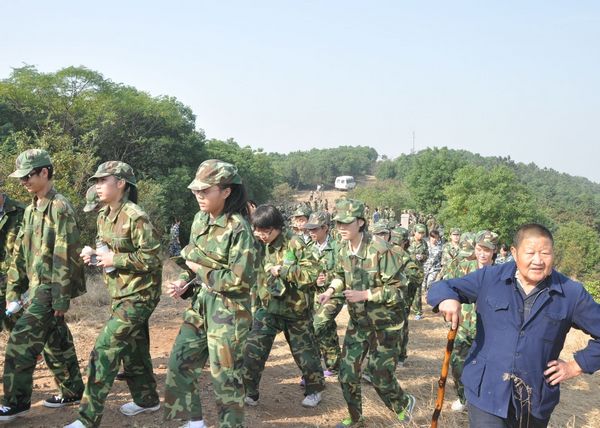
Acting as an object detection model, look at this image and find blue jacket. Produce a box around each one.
[427,261,600,419]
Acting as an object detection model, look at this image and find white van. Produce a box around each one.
[334,175,356,190]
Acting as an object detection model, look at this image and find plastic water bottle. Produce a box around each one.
[96,240,116,273]
[5,291,29,317]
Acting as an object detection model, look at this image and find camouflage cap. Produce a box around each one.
[83,185,100,213]
[9,149,52,178]
[450,227,462,235]
[414,223,427,234]
[333,198,365,224]
[390,227,409,245]
[188,159,242,191]
[475,230,499,250]
[90,161,137,187]
[458,232,476,258]
[304,211,330,229]
[371,219,391,235]
[291,204,312,218]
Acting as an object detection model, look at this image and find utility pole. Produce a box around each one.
[411,131,416,154]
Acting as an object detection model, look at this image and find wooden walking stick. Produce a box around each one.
[431,327,458,428]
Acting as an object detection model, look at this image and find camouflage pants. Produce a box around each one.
[243,307,325,399]
[409,280,423,316]
[451,333,473,404]
[2,285,84,408]
[339,320,410,422]
[78,298,159,427]
[164,289,251,428]
[399,282,417,361]
[313,297,344,371]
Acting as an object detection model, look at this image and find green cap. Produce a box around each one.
[475,230,499,250]
[414,223,427,234]
[304,211,330,229]
[390,227,409,245]
[333,198,365,224]
[450,227,462,235]
[9,149,52,178]
[292,204,312,218]
[90,161,137,187]
[458,232,476,258]
[83,185,100,213]
[188,159,242,191]
[372,219,391,235]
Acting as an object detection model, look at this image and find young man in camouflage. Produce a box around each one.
[0,187,25,332]
[439,227,461,279]
[0,149,86,422]
[445,230,497,412]
[243,204,325,408]
[304,210,343,376]
[66,161,162,428]
[407,223,428,320]
[319,199,415,427]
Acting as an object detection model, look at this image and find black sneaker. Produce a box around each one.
[116,371,129,381]
[0,405,30,421]
[43,395,81,408]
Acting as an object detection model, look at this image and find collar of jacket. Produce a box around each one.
[269,228,290,252]
[33,186,57,212]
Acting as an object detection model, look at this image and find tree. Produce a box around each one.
[349,179,414,217]
[554,222,600,281]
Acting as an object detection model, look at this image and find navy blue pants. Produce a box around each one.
[468,403,550,428]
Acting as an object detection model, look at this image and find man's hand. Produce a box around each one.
[97,250,115,268]
[318,288,334,305]
[167,279,189,299]
[270,265,282,277]
[185,260,202,273]
[343,289,369,303]
[544,359,583,386]
[438,299,462,330]
[54,310,66,317]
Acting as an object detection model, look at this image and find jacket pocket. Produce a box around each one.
[485,297,510,330]
[542,311,566,342]
[463,356,487,397]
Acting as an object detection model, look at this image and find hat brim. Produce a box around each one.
[476,242,497,250]
[187,179,213,191]
[303,223,324,230]
[8,168,33,178]
[83,203,98,213]
[333,215,356,224]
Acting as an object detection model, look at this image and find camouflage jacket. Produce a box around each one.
[391,244,423,287]
[97,200,161,301]
[310,235,342,297]
[7,187,86,311]
[179,211,259,325]
[445,259,479,341]
[423,241,442,273]
[407,238,428,267]
[258,229,318,319]
[441,242,460,269]
[0,195,25,282]
[331,232,407,330]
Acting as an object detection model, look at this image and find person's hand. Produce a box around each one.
[544,359,583,386]
[318,288,334,305]
[270,265,282,277]
[185,260,202,273]
[96,251,115,268]
[167,279,189,299]
[54,310,66,317]
[343,289,369,303]
[80,246,95,265]
[438,299,462,330]
[316,272,327,286]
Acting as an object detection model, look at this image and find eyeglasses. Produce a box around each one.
[20,170,40,182]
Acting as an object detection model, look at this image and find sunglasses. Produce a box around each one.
[20,170,40,182]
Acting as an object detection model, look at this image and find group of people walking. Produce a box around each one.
[0,149,598,428]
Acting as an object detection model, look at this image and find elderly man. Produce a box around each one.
[427,223,600,427]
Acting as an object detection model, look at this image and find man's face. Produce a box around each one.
[19,168,46,194]
[511,235,554,286]
[336,219,363,241]
[292,216,308,234]
[475,244,494,267]
[307,225,327,243]
[451,233,460,244]
[414,231,423,241]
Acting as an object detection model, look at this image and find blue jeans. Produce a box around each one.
[468,403,550,428]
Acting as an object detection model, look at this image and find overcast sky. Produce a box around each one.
[2,1,599,183]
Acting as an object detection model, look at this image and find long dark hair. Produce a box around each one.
[126,183,138,204]
[251,204,285,230]
[221,183,248,218]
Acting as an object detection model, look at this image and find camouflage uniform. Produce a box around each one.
[448,230,498,405]
[422,239,442,291]
[242,228,325,401]
[305,211,344,373]
[164,160,258,428]
[328,199,413,423]
[83,184,100,213]
[439,227,461,280]
[3,149,86,412]
[0,194,25,332]
[407,224,428,316]
[78,162,161,427]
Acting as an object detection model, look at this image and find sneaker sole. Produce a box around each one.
[0,409,30,421]
[120,404,160,416]
[43,400,80,408]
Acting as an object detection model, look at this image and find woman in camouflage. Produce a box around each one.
[66,161,162,428]
[163,159,259,428]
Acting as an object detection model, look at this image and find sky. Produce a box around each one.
[1,1,599,183]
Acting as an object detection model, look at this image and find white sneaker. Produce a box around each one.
[179,421,206,428]
[64,421,86,428]
[301,391,322,408]
[119,401,160,416]
[244,396,259,406]
[451,399,466,412]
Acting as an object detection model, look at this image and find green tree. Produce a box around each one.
[349,179,414,218]
[554,221,600,281]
